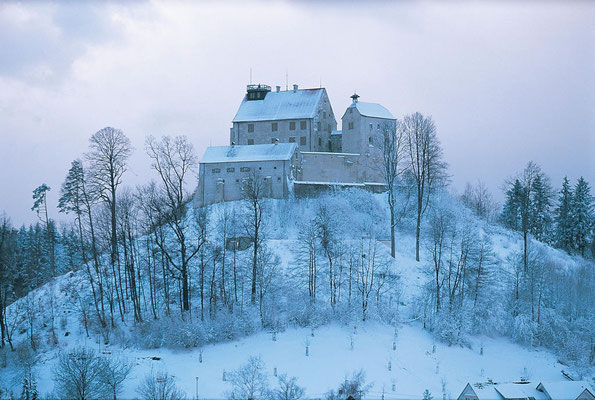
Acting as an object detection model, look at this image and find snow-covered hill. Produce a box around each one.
[1,192,592,398]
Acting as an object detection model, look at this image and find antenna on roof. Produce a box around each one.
[285,69,288,91]
[249,68,252,84]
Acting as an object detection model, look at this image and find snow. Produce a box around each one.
[348,102,395,119]
[16,322,576,399]
[331,130,342,136]
[232,88,325,122]
[200,143,297,164]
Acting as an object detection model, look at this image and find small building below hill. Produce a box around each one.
[194,142,299,207]
[457,381,594,400]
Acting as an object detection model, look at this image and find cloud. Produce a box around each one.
[0,1,593,225]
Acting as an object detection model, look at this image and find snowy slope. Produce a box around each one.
[1,194,592,398]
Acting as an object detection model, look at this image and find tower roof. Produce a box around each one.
[347,101,395,120]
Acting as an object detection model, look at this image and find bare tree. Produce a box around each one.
[99,356,133,400]
[272,374,305,400]
[86,127,133,322]
[379,121,406,258]
[461,180,498,222]
[425,208,453,312]
[53,347,106,400]
[136,370,185,400]
[145,135,199,312]
[404,112,448,261]
[226,355,270,400]
[354,237,380,321]
[242,170,267,304]
[314,204,341,307]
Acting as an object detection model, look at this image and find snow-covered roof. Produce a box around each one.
[537,381,594,400]
[347,101,395,119]
[330,130,342,136]
[200,143,297,164]
[461,383,503,400]
[232,88,325,122]
[495,383,547,400]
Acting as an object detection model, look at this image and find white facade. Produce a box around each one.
[194,143,299,207]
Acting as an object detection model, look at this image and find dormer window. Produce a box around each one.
[272,122,278,132]
[290,121,296,130]
[348,122,354,130]
[300,121,306,130]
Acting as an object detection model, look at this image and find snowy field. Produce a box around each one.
[19,322,569,399]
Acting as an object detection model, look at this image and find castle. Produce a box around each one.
[194,83,396,207]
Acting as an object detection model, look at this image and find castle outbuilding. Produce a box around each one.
[195,83,396,207]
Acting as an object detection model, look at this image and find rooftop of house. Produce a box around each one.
[495,383,547,400]
[200,143,297,164]
[346,101,395,120]
[537,381,594,400]
[232,87,325,123]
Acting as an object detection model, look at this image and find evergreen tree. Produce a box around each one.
[554,176,574,253]
[500,179,524,231]
[530,174,553,242]
[571,177,593,256]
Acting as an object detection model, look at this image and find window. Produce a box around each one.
[349,108,353,114]
[369,136,373,145]
[274,166,277,169]
[212,168,221,174]
[377,124,380,130]
[348,122,354,130]
[369,123,373,130]
[300,121,306,130]
[227,167,235,173]
[300,136,306,146]
[247,139,254,145]
[248,124,254,133]
[277,177,281,181]
[323,111,327,119]
[289,137,296,143]
[290,121,296,130]
[240,167,250,172]
[272,122,278,132]
[327,124,331,133]
[317,122,321,131]
[318,137,322,147]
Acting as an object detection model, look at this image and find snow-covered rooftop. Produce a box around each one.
[330,129,342,136]
[348,101,395,119]
[537,381,594,400]
[232,88,325,122]
[495,383,547,400]
[200,143,297,164]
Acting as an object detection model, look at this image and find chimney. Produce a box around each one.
[276,86,280,93]
[293,84,298,92]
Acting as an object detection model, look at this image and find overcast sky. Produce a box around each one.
[1,1,594,225]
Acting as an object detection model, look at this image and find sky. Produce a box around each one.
[0,0,593,225]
